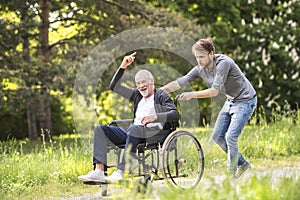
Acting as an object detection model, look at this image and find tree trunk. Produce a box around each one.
[40,0,50,61]
[39,0,52,141]
[39,86,52,140]
[21,1,38,140]
[26,100,38,140]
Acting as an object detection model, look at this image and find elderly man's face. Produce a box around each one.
[135,73,154,98]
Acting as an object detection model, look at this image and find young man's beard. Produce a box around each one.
[199,58,212,70]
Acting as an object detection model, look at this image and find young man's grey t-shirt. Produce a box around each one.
[176,54,256,101]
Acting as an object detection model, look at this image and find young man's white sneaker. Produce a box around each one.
[78,170,106,182]
[105,169,123,183]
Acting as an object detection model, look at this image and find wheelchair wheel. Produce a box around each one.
[161,130,204,190]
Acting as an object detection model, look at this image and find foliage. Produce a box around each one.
[0,0,299,140]
[146,0,300,122]
[0,0,207,139]
[237,0,300,119]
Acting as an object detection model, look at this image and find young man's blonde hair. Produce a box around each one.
[192,38,215,54]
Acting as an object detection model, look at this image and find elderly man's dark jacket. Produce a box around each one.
[110,68,180,129]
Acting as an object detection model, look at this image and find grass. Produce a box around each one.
[0,113,300,199]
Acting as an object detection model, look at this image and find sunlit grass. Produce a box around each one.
[0,134,93,199]
[0,112,300,199]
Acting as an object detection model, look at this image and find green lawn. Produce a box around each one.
[1,117,300,199]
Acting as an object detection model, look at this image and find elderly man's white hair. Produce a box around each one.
[135,69,154,81]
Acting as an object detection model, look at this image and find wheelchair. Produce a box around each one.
[85,97,205,196]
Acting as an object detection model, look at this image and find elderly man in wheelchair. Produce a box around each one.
[78,52,180,183]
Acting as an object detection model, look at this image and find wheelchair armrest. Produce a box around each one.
[108,119,133,126]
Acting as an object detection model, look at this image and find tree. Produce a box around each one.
[20,0,39,139]
[1,0,53,140]
[145,0,300,122]
[238,0,300,121]
[0,0,207,140]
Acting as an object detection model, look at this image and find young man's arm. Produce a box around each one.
[160,81,181,93]
[178,87,219,100]
[161,66,200,93]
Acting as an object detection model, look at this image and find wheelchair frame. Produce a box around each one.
[84,97,205,196]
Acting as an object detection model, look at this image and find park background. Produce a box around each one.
[0,0,300,199]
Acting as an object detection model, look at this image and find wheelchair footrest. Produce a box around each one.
[83,181,109,185]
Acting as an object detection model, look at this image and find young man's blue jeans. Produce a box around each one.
[212,96,257,175]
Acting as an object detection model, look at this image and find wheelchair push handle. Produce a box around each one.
[174,95,181,107]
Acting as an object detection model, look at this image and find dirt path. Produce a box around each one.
[204,166,300,188]
[57,166,300,200]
